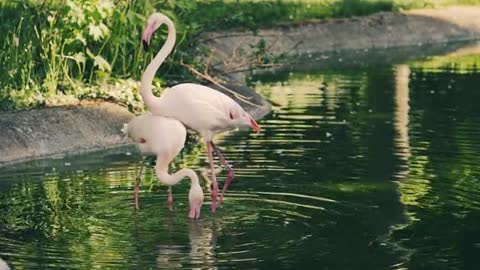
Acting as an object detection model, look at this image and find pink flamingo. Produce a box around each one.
[141,13,261,212]
[125,113,204,219]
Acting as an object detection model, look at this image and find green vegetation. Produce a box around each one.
[409,51,480,73]
[1,0,479,111]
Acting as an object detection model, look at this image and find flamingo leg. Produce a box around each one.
[207,142,219,213]
[134,158,146,210]
[210,142,235,203]
[167,186,174,211]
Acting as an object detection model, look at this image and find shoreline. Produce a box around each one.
[203,6,480,79]
[2,6,480,165]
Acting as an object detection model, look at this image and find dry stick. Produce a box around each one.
[225,38,304,74]
[224,63,282,75]
[214,36,287,74]
[180,61,262,108]
[284,40,304,56]
[198,33,250,43]
[222,41,285,74]
[220,59,280,75]
[207,48,242,76]
[204,52,213,75]
[213,43,262,74]
[224,45,243,69]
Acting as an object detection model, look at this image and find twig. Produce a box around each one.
[226,62,283,74]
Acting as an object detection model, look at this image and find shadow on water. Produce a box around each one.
[1,41,480,269]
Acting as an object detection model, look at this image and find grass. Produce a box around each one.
[1,0,479,111]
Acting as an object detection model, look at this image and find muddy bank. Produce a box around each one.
[0,102,133,165]
[203,6,480,75]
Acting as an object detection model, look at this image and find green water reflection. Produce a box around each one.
[1,43,480,269]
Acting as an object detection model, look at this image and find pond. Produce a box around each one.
[1,42,480,269]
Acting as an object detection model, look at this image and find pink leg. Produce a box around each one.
[211,142,235,203]
[134,185,139,210]
[207,142,219,213]
[167,187,174,211]
[134,158,146,210]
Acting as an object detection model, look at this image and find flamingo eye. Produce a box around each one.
[229,112,234,120]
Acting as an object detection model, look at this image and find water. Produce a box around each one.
[1,44,480,269]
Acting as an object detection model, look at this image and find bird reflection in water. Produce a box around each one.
[156,219,219,269]
[188,220,218,267]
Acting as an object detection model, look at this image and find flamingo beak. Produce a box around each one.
[189,201,202,219]
[250,118,261,133]
[142,24,155,50]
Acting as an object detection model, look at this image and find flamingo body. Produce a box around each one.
[125,113,203,219]
[127,113,185,157]
[149,83,254,141]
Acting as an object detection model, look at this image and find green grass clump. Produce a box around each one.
[0,0,150,111]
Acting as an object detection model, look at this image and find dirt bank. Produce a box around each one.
[0,102,133,165]
[203,6,480,74]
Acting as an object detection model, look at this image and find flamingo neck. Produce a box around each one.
[140,18,176,110]
[155,157,200,188]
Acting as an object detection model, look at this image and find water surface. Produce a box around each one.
[1,43,480,269]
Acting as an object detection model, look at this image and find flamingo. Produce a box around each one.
[140,13,261,212]
[124,113,204,219]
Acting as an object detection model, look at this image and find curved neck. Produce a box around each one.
[140,18,176,109]
[155,157,200,187]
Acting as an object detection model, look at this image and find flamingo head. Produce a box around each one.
[143,13,167,49]
[229,109,262,133]
[188,184,204,219]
